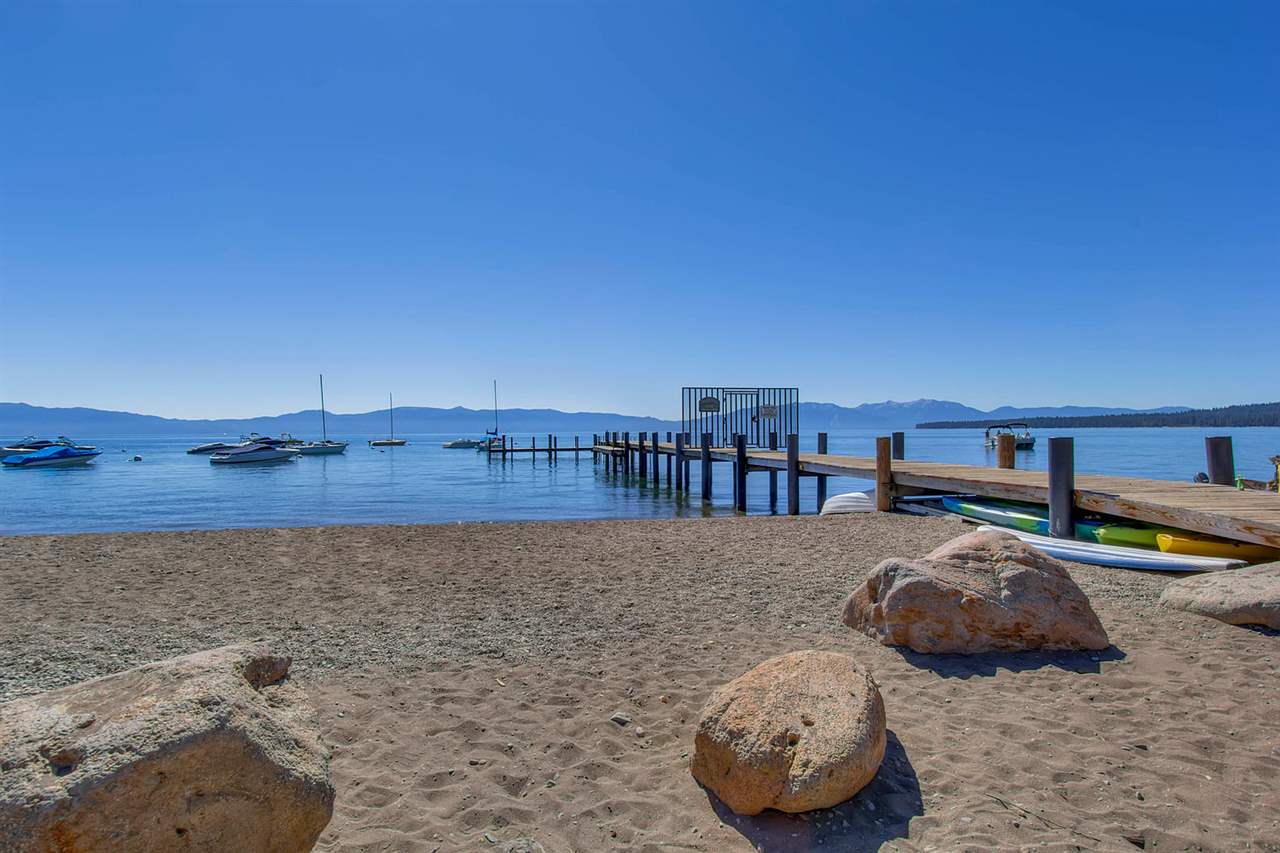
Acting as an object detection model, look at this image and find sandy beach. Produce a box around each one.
[2,513,1277,851]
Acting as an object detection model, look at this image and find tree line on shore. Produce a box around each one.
[918,401,1280,429]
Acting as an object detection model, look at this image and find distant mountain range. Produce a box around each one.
[919,401,1280,430]
[1,399,1190,438]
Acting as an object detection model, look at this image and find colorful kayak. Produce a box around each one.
[975,526,1245,573]
[940,497,1103,541]
[1155,533,1279,564]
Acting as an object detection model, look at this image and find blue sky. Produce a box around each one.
[2,1,1276,419]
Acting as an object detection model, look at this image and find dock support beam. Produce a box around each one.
[768,432,778,512]
[734,434,747,512]
[666,432,673,484]
[892,431,905,461]
[1048,437,1075,538]
[638,433,647,478]
[623,432,630,475]
[1205,436,1235,486]
[675,433,685,491]
[683,433,691,487]
[786,434,800,515]
[700,433,712,501]
[816,432,829,512]
[997,433,1016,469]
[652,433,660,484]
[875,436,892,512]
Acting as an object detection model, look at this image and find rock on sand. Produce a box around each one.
[1159,562,1280,629]
[0,643,334,852]
[843,528,1109,654]
[690,650,886,816]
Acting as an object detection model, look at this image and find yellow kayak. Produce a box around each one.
[1155,533,1280,564]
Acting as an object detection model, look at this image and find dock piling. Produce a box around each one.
[734,434,747,512]
[1205,436,1235,486]
[638,433,647,478]
[997,433,1016,469]
[892,431,905,461]
[768,432,778,512]
[675,433,685,491]
[875,436,892,511]
[786,434,800,515]
[700,433,712,501]
[816,432,829,512]
[1048,437,1075,538]
[666,432,673,484]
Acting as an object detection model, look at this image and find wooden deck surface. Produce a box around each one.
[596,441,1280,547]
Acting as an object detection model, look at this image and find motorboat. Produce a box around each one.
[443,438,485,449]
[186,441,240,454]
[984,423,1035,450]
[240,433,292,448]
[2,445,102,468]
[296,439,349,455]
[2,436,97,455]
[369,393,407,446]
[209,444,300,464]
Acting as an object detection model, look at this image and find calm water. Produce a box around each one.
[2,428,1278,536]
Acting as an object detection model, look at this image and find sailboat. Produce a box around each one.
[297,375,349,455]
[443,380,500,449]
[369,393,407,447]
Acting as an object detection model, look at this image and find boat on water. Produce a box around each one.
[186,441,240,454]
[209,444,300,464]
[2,445,102,468]
[369,393,407,447]
[984,423,1035,450]
[296,375,349,456]
[2,436,98,455]
[445,380,501,450]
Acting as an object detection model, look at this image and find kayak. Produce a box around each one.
[1155,533,1280,564]
[940,496,1103,541]
[975,526,1245,573]
[1090,524,1175,550]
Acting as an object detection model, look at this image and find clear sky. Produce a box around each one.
[1,1,1276,419]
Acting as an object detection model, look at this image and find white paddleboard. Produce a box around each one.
[976,525,1244,573]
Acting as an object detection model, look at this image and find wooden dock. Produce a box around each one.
[584,433,1280,548]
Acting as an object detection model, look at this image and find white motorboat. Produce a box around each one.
[984,423,1035,450]
[187,441,239,454]
[209,444,300,464]
[443,438,485,449]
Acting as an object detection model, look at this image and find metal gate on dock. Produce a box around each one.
[680,387,799,448]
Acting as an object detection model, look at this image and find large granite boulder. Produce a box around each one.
[690,650,886,816]
[0,643,334,852]
[1159,562,1280,629]
[843,529,1109,654]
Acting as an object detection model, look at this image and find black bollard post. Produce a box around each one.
[1048,437,1075,538]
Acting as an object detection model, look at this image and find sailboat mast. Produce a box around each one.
[493,380,499,434]
[389,393,395,441]
[320,374,328,441]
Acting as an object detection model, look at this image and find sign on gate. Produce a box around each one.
[680,387,799,448]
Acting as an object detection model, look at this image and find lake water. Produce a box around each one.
[2,428,1278,536]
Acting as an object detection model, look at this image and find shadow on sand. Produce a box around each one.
[707,730,921,853]
[894,644,1127,678]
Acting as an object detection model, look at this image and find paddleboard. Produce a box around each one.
[975,526,1244,572]
[941,496,1102,541]
[1155,533,1279,564]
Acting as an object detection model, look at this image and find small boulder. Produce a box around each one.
[0,643,334,852]
[690,650,885,815]
[1159,562,1280,629]
[843,529,1109,654]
